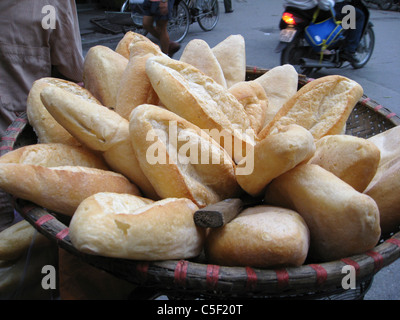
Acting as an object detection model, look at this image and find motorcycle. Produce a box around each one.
[276,0,375,75]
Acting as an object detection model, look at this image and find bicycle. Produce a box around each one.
[120,0,219,43]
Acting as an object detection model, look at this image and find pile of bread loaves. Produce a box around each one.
[1,32,399,269]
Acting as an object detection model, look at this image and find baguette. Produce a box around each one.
[0,143,108,170]
[180,39,227,88]
[129,104,242,208]
[0,164,140,216]
[69,193,205,261]
[205,205,310,268]
[308,134,380,192]
[83,45,129,108]
[145,55,256,163]
[40,86,158,199]
[211,35,246,88]
[259,75,363,140]
[27,77,101,146]
[115,40,164,119]
[264,163,381,261]
[236,124,315,196]
[115,31,153,59]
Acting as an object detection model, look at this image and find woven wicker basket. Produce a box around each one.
[2,67,400,300]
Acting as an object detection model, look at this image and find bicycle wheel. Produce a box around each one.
[168,0,190,42]
[197,0,219,31]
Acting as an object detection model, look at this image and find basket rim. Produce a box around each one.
[2,69,400,298]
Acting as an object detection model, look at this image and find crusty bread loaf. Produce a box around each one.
[308,135,380,192]
[253,64,298,128]
[180,39,227,88]
[364,126,400,234]
[83,45,129,108]
[365,157,400,235]
[145,55,256,163]
[264,163,381,262]
[129,104,242,208]
[368,126,400,168]
[228,80,268,134]
[27,77,101,146]
[0,164,141,216]
[205,205,310,268]
[115,31,153,59]
[115,40,164,119]
[236,124,315,196]
[0,143,108,170]
[258,75,363,141]
[69,193,205,261]
[0,220,48,261]
[211,35,246,88]
[40,86,158,199]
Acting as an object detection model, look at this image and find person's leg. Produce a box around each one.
[155,18,170,54]
[224,0,233,13]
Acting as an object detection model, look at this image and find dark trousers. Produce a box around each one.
[335,2,365,53]
[224,0,232,12]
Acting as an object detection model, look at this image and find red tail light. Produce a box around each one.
[282,12,296,25]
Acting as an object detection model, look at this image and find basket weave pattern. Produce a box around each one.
[2,68,400,299]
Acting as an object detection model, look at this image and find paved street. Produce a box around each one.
[77,0,400,300]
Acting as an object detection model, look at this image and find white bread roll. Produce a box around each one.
[259,75,363,141]
[211,35,246,88]
[180,39,227,88]
[365,157,400,235]
[0,143,108,170]
[145,55,256,163]
[83,45,129,108]
[27,77,101,146]
[228,80,268,134]
[0,220,48,261]
[254,64,298,128]
[236,124,315,196]
[69,193,205,261]
[129,104,242,208]
[308,135,380,192]
[0,164,140,216]
[115,31,153,59]
[364,126,400,234]
[40,86,158,199]
[205,206,310,268]
[115,40,164,120]
[264,164,381,262]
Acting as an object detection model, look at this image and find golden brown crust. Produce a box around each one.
[264,163,381,262]
[205,206,310,268]
[258,75,363,140]
[0,164,141,216]
[69,194,205,260]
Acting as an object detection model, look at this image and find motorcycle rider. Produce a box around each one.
[283,0,365,63]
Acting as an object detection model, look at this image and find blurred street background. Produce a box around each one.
[76,0,400,300]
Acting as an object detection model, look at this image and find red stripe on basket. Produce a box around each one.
[1,137,16,141]
[35,214,55,227]
[374,105,383,111]
[275,269,289,289]
[6,126,22,132]
[386,112,397,119]
[174,260,188,287]
[14,117,27,123]
[56,228,69,241]
[309,264,328,286]
[307,78,315,83]
[245,267,257,291]
[341,258,360,276]
[0,146,13,151]
[136,262,149,278]
[253,66,258,73]
[361,97,371,105]
[386,238,400,248]
[366,250,384,273]
[206,265,220,290]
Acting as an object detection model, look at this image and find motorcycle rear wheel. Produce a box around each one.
[351,23,375,69]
